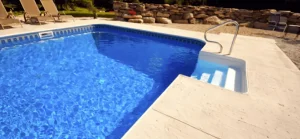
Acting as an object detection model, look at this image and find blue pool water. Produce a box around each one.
[0,28,203,138]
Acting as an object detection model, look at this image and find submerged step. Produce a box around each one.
[191,52,247,93]
[211,70,224,86]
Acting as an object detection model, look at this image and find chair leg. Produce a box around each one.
[283,24,288,32]
[19,21,23,28]
[273,23,277,31]
[0,24,4,29]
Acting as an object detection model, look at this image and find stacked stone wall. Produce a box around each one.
[114,1,300,27]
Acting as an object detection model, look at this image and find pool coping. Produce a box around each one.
[0,24,206,51]
[1,19,300,139]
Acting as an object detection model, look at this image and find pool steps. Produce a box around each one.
[194,51,247,93]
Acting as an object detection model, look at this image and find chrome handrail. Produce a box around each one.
[204,20,239,55]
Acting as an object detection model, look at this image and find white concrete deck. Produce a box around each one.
[1,18,300,139]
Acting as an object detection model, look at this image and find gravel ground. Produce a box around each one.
[151,23,300,70]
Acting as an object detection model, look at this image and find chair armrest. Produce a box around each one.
[7,9,16,19]
[23,12,28,22]
[7,13,15,19]
[278,22,287,25]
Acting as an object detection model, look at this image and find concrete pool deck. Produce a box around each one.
[1,19,300,139]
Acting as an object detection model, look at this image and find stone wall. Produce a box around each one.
[113,1,300,27]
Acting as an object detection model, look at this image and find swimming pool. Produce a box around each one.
[0,25,205,138]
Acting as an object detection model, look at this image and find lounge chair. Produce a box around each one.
[19,0,54,24]
[283,24,300,39]
[0,0,22,29]
[40,0,74,22]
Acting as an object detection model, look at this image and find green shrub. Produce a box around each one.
[164,0,175,4]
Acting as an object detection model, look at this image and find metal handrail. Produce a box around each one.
[204,20,239,55]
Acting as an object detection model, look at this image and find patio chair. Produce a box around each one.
[0,0,22,29]
[40,0,74,22]
[278,16,288,32]
[268,12,280,31]
[19,0,54,24]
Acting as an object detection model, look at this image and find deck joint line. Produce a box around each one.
[152,109,221,139]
